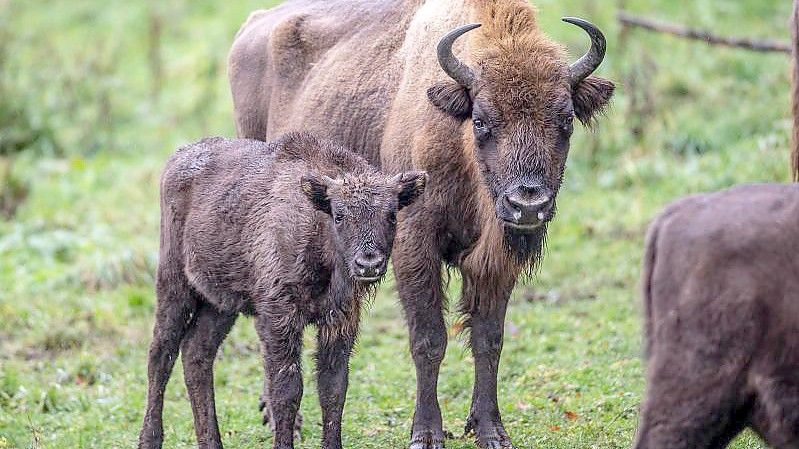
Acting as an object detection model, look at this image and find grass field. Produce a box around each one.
[0,0,793,448]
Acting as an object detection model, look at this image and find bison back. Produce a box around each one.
[228,0,420,164]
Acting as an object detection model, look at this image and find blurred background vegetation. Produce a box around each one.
[0,0,792,448]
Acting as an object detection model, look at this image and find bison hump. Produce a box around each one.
[270,14,320,79]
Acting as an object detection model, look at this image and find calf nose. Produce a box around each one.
[503,183,552,227]
[354,252,387,278]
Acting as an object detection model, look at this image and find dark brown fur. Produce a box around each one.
[229,2,614,447]
[137,133,425,449]
[636,183,799,449]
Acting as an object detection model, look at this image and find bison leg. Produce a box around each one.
[633,353,749,449]
[393,231,447,449]
[316,328,357,449]
[462,274,514,449]
[180,302,237,449]
[255,312,304,449]
[750,374,799,449]
[138,275,197,449]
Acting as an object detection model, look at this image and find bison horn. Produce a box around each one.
[562,17,607,88]
[322,174,343,186]
[436,23,481,88]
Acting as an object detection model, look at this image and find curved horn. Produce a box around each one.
[436,23,481,88]
[562,17,607,87]
[322,174,343,186]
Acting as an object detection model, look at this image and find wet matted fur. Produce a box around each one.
[137,133,426,449]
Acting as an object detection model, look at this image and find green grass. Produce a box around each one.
[0,0,791,447]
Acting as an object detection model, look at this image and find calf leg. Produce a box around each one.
[260,354,303,438]
[139,277,197,449]
[394,236,447,449]
[255,312,304,449]
[316,329,357,449]
[180,303,237,449]
[462,274,514,449]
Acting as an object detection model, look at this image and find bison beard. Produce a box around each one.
[504,223,547,267]
[229,1,614,448]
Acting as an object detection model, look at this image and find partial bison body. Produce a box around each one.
[138,133,426,449]
[229,1,614,447]
[636,184,799,449]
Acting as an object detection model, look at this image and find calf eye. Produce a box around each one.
[473,118,487,130]
[334,213,344,224]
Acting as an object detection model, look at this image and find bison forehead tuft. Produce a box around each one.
[331,174,394,206]
[475,48,570,119]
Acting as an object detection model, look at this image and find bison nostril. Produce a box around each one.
[504,192,549,212]
[519,183,543,196]
[356,252,386,271]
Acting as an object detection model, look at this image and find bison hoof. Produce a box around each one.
[465,417,513,449]
[478,440,513,449]
[409,430,445,449]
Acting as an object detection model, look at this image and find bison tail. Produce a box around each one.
[792,0,799,181]
[640,217,661,360]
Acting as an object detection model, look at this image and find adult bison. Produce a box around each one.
[636,184,799,448]
[229,1,614,447]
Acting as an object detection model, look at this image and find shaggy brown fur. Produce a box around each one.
[636,183,799,449]
[229,1,614,447]
[137,133,426,449]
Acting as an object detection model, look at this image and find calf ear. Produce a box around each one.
[572,75,615,126]
[427,80,472,119]
[300,172,334,214]
[393,171,428,210]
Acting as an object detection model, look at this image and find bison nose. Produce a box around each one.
[502,183,553,230]
[354,252,387,279]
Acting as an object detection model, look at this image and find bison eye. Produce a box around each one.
[334,213,344,224]
[560,116,574,136]
[473,118,487,130]
[387,211,397,224]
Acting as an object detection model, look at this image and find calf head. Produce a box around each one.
[301,171,427,283]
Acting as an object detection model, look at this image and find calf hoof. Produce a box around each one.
[409,430,445,449]
[259,400,303,441]
[138,427,164,449]
[465,417,513,449]
[476,439,513,449]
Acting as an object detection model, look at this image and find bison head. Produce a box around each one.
[301,171,427,283]
[428,17,614,235]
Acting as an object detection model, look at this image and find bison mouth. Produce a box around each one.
[354,275,384,284]
[497,193,554,233]
[502,219,544,232]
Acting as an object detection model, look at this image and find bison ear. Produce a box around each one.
[572,75,615,127]
[300,172,334,215]
[393,171,428,210]
[427,80,472,119]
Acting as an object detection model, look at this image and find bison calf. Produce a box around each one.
[635,183,799,449]
[138,133,427,449]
